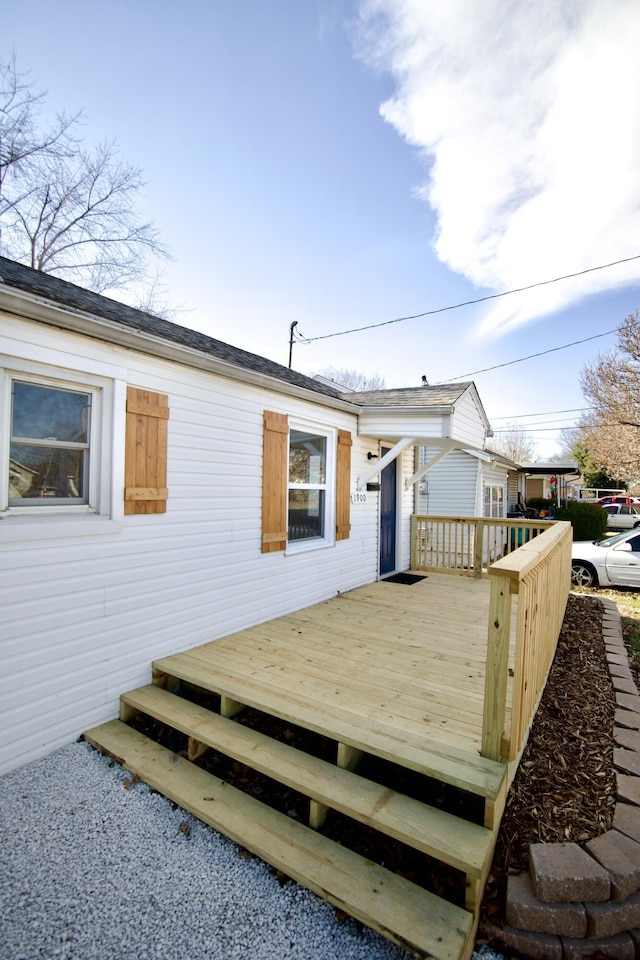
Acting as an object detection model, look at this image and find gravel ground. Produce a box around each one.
[0,739,503,960]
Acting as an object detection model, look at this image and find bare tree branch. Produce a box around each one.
[0,54,172,309]
[487,422,537,463]
[313,366,387,391]
[576,311,640,479]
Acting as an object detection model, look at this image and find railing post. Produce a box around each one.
[474,518,485,578]
[482,573,513,761]
[410,515,418,570]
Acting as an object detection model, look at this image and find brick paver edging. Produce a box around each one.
[480,598,640,960]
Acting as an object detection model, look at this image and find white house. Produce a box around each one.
[0,256,496,775]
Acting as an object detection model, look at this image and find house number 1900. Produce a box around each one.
[351,492,367,503]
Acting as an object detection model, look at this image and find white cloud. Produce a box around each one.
[356,0,640,334]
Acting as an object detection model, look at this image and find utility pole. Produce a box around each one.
[288,320,298,368]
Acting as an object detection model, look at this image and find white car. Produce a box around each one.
[571,529,640,588]
[603,503,640,530]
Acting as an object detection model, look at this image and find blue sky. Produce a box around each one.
[4,0,640,458]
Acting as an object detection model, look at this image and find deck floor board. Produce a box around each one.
[153,573,514,794]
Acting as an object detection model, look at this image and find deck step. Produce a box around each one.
[120,684,495,883]
[152,653,506,804]
[84,720,474,960]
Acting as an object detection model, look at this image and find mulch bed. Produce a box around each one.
[128,591,621,925]
[480,591,617,927]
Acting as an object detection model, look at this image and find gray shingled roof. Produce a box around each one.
[0,257,477,414]
[0,256,345,402]
[343,385,473,407]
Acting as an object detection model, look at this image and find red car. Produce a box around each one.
[596,495,640,505]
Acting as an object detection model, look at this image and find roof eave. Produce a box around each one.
[0,285,360,415]
[359,404,455,416]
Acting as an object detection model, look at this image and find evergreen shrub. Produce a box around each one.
[554,501,608,541]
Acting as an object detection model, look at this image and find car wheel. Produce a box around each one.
[571,562,598,588]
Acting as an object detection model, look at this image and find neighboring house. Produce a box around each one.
[414,439,526,519]
[521,461,581,503]
[0,256,494,775]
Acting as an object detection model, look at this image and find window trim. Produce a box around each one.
[483,482,505,519]
[9,377,96,508]
[0,357,124,530]
[261,410,351,556]
[285,418,336,554]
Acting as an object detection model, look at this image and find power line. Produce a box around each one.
[491,407,586,420]
[493,425,579,434]
[294,253,640,344]
[439,329,617,382]
[495,421,634,435]
[492,416,584,431]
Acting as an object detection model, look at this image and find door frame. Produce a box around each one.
[379,444,399,578]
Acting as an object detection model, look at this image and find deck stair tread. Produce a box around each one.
[83,719,473,960]
[121,684,494,878]
[152,652,506,801]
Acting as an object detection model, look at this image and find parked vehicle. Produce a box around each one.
[571,529,640,588]
[596,495,640,505]
[603,503,640,530]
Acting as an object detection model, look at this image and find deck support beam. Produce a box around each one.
[338,742,363,772]
[309,800,328,829]
[152,667,180,693]
[188,737,209,762]
[220,696,244,718]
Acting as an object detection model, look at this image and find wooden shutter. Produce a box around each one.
[124,387,169,515]
[336,429,352,541]
[262,410,288,553]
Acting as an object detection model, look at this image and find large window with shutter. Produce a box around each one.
[1,367,168,523]
[262,411,351,554]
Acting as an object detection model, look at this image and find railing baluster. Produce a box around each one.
[410,515,572,767]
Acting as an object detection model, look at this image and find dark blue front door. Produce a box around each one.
[379,447,397,576]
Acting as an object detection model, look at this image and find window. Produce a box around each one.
[484,483,504,518]
[9,380,92,505]
[261,411,351,554]
[288,429,327,542]
[1,360,168,532]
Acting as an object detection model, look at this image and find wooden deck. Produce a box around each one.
[158,573,512,778]
[85,573,516,960]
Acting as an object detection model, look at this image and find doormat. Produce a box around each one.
[381,573,427,585]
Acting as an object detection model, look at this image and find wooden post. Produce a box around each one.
[337,742,362,771]
[188,737,209,762]
[221,696,243,718]
[309,800,328,829]
[474,519,485,578]
[410,515,418,571]
[481,574,513,761]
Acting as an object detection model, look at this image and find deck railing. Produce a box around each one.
[481,520,572,763]
[410,514,553,578]
[410,515,573,765]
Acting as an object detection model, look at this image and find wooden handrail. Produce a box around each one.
[411,514,553,578]
[481,521,572,763]
[410,515,572,766]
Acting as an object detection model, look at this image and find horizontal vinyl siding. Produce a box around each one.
[358,413,448,438]
[417,448,479,517]
[450,390,487,447]
[0,316,380,774]
[483,464,510,489]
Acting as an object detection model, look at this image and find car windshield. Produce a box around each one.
[596,531,634,547]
